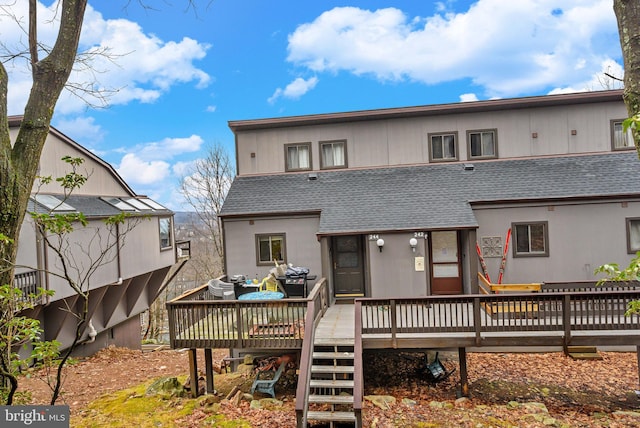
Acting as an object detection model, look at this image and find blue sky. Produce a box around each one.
[2,0,623,210]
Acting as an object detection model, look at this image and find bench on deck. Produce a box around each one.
[478,273,541,318]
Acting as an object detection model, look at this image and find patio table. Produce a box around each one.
[238,291,284,301]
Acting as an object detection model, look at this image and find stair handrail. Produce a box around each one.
[295,278,329,427]
[353,299,363,427]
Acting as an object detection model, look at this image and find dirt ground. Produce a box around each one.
[17,346,226,412]
[16,346,640,427]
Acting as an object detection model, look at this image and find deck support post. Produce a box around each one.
[458,347,469,398]
[637,345,640,390]
[188,348,199,398]
[205,348,215,394]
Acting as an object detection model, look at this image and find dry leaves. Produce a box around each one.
[17,347,640,427]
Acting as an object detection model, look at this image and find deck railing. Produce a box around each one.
[14,270,43,306]
[167,278,328,350]
[541,280,640,293]
[358,290,640,348]
[175,239,191,259]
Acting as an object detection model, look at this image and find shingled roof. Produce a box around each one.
[220,151,640,235]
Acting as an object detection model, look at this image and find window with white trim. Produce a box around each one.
[285,142,311,171]
[468,129,497,159]
[428,132,458,162]
[611,120,635,150]
[159,217,173,250]
[320,140,347,169]
[627,218,640,254]
[512,222,548,257]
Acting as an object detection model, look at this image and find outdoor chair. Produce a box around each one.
[423,352,456,383]
[250,362,286,398]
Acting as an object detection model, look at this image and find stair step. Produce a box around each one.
[313,351,354,360]
[312,365,354,374]
[568,352,603,360]
[308,394,354,404]
[567,346,598,354]
[306,410,356,422]
[315,337,355,346]
[310,379,354,388]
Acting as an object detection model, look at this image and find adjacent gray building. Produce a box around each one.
[11,117,184,356]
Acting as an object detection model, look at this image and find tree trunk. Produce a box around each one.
[614,0,640,157]
[0,0,88,403]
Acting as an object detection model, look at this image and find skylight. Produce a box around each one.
[102,197,136,211]
[124,198,154,210]
[32,195,76,212]
[139,198,167,210]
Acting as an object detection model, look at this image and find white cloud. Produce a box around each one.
[269,76,319,103]
[286,1,620,97]
[548,59,624,94]
[172,160,197,177]
[206,105,217,113]
[3,2,211,115]
[110,134,206,206]
[130,135,205,162]
[116,153,171,185]
[459,93,479,102]
[53,116,105,146]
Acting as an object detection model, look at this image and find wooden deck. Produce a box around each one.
[168,277,640,414]
[315,304,355,345]
[168,281,640,351]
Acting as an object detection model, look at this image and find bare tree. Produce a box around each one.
[178,143,234,279]
[0,0,89,400]
[0,156,146,404]
[0,0,208,401]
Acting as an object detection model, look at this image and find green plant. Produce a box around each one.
[0,283,58,404]
[594,252,640,315]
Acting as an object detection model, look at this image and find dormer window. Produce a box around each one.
[468,129,497,159]
[320,140,347,169]
[428,132,458,162]
[285,142,311,171]
[611,120,635,150]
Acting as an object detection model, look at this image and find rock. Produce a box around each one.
[259,398,284,410]
[429,400,446,409]
[401,398,416,406]
[145,377,185,397]
[522,402,549,413]
[364,395,396,410]
[506,401,520,409]
[454,397,470,407]
[250,400,261,409]
[199,395,219,406]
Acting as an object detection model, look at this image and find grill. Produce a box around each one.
[281,275,308,298]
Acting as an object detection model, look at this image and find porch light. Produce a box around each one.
[409,237,418,252]
[376,238,385,252]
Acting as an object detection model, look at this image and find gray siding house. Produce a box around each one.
[11,117,184,356]
[221,90,640,299]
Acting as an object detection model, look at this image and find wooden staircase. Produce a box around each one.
[566,346,603,360]
[306,339,357,427]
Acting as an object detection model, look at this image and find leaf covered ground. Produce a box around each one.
[17,347,640,427]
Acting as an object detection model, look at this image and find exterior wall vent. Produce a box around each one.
[308,173,318,181]
[463,163,475,171]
